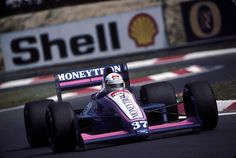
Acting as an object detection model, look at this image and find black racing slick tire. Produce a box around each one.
[183,81,218,130]
[24,99,55,147]
[140,82,178,122]
[46,102,77,152]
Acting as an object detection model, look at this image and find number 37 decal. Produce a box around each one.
[132,121,148,130]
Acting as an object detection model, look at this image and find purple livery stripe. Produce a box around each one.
[82,130,129,141]
[59,78,91,87]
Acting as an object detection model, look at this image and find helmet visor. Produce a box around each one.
[108,83,124,89]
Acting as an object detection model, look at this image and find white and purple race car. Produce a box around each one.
[24,64,218,153]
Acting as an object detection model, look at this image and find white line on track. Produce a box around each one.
[218,112,236,116]
[178,112,236,119]
[183,47,236,61]
[0,105,24,113]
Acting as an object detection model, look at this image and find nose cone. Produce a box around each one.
[131,120,150,137]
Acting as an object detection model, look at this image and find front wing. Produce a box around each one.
[79,117,201,145]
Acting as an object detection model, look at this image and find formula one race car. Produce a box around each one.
[24,64,218,153]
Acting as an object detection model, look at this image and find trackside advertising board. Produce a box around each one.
[181,0,236,42]
[0,0,110,18]
[0,7,167,72]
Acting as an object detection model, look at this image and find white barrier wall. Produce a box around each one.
[0,7,167,71]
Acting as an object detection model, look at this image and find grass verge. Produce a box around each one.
[212,80,236,100]
[0,83,56,109]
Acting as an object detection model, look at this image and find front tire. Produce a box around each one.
[46,102,77,152]
[140,82,178,123]
[183,81,218,130]
[24,99,55,147]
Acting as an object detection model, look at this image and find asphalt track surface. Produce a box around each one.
[1,51,236,158]
[0,108,236,158]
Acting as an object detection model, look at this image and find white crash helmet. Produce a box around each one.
[105,73,125,93]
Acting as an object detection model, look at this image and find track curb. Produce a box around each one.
[1,47,236,89]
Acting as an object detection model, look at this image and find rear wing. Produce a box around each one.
[54,64,130,102]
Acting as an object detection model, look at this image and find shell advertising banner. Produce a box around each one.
[0,7,167,72]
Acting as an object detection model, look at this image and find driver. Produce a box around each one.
[96,72,125,99]
[80,72,125,131]
[81,72,125,115]
[105,73,125,93]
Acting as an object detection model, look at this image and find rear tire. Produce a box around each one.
[46,102,77,152]
[140,82,178,123]
[24,99,55,147]
[183,81,218,130]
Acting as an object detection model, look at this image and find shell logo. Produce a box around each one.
[128,13,158,47]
